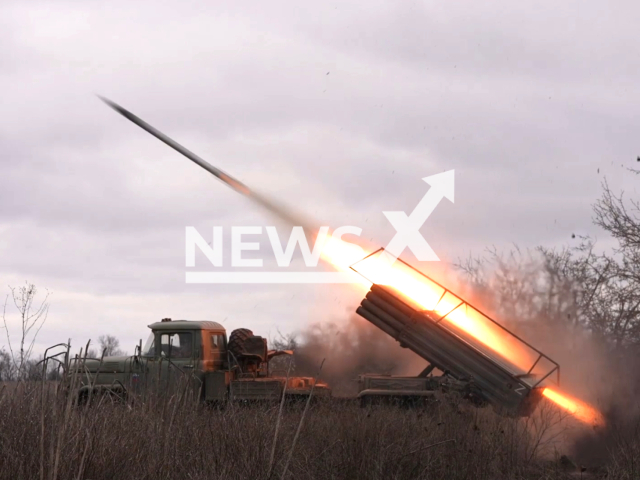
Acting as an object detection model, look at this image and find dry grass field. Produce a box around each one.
[0,379,633,480]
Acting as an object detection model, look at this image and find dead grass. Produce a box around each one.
[0,378,614,480]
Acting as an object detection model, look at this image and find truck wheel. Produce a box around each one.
[77,390,89,406]
[228,328,254,357]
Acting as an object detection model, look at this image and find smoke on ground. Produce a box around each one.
[277,309,424,396]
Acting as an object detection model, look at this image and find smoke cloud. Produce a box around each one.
[283,310,424,396]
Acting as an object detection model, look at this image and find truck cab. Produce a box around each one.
[141,318,228,373]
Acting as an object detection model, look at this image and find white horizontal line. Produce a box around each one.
[186,271,363,284]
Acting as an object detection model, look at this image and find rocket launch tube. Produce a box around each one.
[358,285,545,417]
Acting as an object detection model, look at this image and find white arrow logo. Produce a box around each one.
[382,170,454,263]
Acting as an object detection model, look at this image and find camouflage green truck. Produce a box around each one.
[72,318,330,403]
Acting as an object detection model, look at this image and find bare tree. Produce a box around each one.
[98,335,124,357]
[588,180,640,346]
[594,179,640,248]
[455,247,586,343]
[1,282,51,380]
[456,177,640,351]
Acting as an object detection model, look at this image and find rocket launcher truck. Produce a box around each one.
[350,249,560,417]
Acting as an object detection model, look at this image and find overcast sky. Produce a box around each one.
[1,1,638,356]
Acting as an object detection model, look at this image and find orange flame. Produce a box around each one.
[542,388,604,426]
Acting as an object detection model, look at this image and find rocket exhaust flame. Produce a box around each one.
[101,97,603,425]
[542,388,605,427]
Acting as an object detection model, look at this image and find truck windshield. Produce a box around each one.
[142,332,155,356]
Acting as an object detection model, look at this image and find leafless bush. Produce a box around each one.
[1,282,50,381]
[0,348,12,382]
